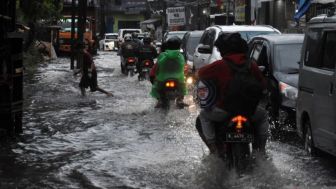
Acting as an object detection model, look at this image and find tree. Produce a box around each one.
[18,0,62,22]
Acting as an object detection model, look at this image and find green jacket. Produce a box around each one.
[150,50,186,99]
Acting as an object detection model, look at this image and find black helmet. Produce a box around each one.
[132,32,138,39]
[214,32,248,56]
[166,36,181,50]
[124,34,132,41]
[143,36,152,44]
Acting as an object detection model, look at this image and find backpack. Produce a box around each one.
[223,60,263,116]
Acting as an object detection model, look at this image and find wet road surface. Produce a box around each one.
[0,51,336,189]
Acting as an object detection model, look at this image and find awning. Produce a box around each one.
[312,0,335,4]
[294,0,313,21]
[141,18,161,25]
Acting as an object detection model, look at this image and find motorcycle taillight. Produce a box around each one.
[231,115,247,131]
[144,60,151,66]
[165,81,176,88]
[127,57,136,63]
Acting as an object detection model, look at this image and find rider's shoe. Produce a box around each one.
[154,100,163,108]
[176,98,188,109]
[208,143,218,154]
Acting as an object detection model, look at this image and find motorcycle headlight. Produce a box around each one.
[186,77,193,85]
[279,81,298,100]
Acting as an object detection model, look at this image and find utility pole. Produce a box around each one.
[70,0,77,70]
[99,0,106,38]
[78,0,87,73]
[162,0,167,39]
[226,0,230,25]
[198,0,201,30]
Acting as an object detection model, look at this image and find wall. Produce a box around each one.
[113,13,144,32]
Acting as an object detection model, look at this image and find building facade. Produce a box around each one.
[100,0,148,33]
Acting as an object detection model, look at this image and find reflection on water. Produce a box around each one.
[0,52,335,189]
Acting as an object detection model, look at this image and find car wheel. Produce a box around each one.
[304,120,318,156]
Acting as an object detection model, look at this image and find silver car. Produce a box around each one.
[193,25,281,71]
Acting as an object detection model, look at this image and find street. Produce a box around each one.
[1,51,336,189]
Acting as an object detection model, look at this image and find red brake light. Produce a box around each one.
[127,57,135,63]
[231,115,247,130]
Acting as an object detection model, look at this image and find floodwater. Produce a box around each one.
[0,51,336,189]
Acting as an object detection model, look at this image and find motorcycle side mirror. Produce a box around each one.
[198,45,212,54]
[258,65,266,72]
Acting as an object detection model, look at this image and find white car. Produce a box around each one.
[99,33,118,51]
[193,25,281,71]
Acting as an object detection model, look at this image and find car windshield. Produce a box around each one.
[106,35,117,39]
[274,43,302,73]
[123,30,140,37]
[186,36,202,56]
[239,31,279,41]
[166,32,187,41]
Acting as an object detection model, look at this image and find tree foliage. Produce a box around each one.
[18,0,62,22]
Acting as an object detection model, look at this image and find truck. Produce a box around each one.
[58,16,97,54]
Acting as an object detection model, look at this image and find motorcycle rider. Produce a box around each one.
[137,36,158,75]
[132,32,143,47]
[150,36,187,108]
[119,34,139,74]
[197,32,268,154]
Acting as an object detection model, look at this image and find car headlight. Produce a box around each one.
[279,81,298,100]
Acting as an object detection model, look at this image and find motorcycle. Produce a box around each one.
[125,57,137,77]
[158,79,182,109]
[138,59,153,81]
[195,80,254,170]
[196,115,254,170]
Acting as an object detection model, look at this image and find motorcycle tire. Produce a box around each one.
[227,143,250,171]
[129,70,134,77]
[144,72,150,81]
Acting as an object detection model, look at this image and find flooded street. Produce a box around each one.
[1,52,336,189]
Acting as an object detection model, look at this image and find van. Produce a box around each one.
[296,13,336,156]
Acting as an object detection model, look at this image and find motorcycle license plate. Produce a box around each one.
[226,133,253,142]
[166,91,178,99]
[127,66,136,69]
[142,68,149,72]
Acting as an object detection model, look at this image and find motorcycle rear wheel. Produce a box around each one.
[225,143,251,171]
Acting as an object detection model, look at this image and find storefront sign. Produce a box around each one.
[166,7,186,26]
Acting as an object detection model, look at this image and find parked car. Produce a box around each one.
[193,25,281,71]
[248,34,304,128]
[181,30,204,72]
[118,28,142,47]
[296,14,336,156]
[162,31,188,42]
[99,33,118,51]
